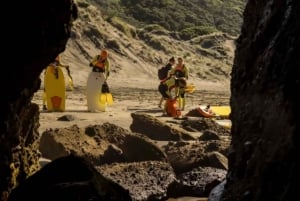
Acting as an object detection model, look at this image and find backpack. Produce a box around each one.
[158,66,169,80]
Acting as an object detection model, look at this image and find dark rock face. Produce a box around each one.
[130,112,196,141]
[169,166,227,198]
[0,0,78,199]
[97,161,176,201]
[38,122,229,200]
[7,155,132,201]
[39,123,168,164]
[222,0,300,200]
[162,141,229,174]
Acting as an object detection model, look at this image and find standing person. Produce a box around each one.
[158,56,175,108]
[53,55,74,90]
[158,77,187,116]
[170,57,189,111]
[86,49,110,112]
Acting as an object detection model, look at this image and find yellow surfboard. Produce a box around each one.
[210,106,231,118]
[44,65,66,112]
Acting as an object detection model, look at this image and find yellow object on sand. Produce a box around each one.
[210,106,231,118]
[106,93,114,105]
[100,93,107,105]
[99,93,114,105]
[185,84,196,93]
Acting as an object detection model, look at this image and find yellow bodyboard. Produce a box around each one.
[185,84,196,93]
[44,65,66,112]
[210,106,231,118]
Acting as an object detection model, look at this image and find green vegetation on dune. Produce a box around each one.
[90,0,246,37]
[73,0,245,82]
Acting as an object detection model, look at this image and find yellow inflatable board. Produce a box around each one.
[44,65,66,112]
[185,84,196,93]
[210,106,231,118]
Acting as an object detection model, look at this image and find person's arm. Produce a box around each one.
[89,55,98,67]
[166,89,171,99]
[166,65,173,78]
[57,61,68,68]
[184,65,189,80]
[57,62,71,78]
[58,63,74,90]
[105,59,110,79]
[169,67,175,77]
[174,87,180,99]
[167,79,177,99]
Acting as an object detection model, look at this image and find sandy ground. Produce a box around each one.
[33,79,230,134]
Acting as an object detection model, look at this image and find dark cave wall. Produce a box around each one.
[223,0,299,200]
[0,0,77,199]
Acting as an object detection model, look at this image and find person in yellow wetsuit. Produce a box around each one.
[89,49,110,78]
[88,49,112,111]
[158,77,187,115]
[169,57,189,111]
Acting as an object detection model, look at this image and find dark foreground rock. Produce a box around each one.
[8,155,132,201]
[39,123,168,164]
[168,166,227,198]
[130,113,197,141]
[97,161,176,201]
[36,115,229,200]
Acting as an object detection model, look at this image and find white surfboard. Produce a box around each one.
[86,72,106,112]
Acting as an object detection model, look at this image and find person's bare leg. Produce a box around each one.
[158,96,164,108]
[181,97,185,111]
[163,99,168,115]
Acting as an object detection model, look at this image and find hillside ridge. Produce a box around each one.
[59,0,239,91]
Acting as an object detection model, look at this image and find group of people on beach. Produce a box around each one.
[43,49,190,115]
[158,56,189,115]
